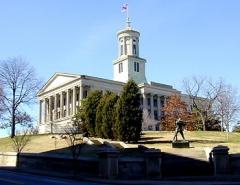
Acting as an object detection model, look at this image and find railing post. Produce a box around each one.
[212,145,230,175]
[98,150,119,179]
[144,149,162,178]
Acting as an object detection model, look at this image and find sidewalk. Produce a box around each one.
[79,175,240,185]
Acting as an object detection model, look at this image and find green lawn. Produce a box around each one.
[0,131,239,159]
[129,131,240,159]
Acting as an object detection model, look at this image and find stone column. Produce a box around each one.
[72,87,76,115]
[39,100,42,124]
[123,36,126,55]
[142,93,147,112]
[212,145,230,175]
[60,92,63,119]
[46,98,49,122]
[79,86,83,106]
[98,150,120,179]
[157,96,161,120]
[49,96,53,121]
[66,89,69,117]
[53,94,57,120]
[145,149,162,178]
[150,94,154,119]
[164,96,167,107]
[43,98,47,123]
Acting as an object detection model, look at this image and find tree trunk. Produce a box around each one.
[221,116,224,132]
[11,89,16,138]
[11,107,15,138]
[198,112,206,131]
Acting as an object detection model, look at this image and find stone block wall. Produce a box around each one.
[230,154,240,175]
[0,152,18,167]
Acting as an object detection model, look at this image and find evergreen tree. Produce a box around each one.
[95,92,111,138]
[115,80,142,142]
[79,90,102,136]
[102,92,119,139]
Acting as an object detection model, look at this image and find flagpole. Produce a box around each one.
[126,4,131,28]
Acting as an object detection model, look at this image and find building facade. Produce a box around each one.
[37,21,190,134]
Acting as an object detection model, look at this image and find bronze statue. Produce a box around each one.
[173,118,186,141]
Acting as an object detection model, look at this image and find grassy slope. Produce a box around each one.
[131,131,240,159]
[0,131,239,159]
[0,134,69,153]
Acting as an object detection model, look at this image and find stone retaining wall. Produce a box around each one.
[0,145,239,179]
[0,152,18,167]
[230,154,240,175]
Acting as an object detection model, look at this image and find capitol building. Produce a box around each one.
[37,20,192,134]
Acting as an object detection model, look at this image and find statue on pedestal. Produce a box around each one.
[173,118,186,141]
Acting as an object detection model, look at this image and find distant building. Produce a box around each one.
[37,19,192,133]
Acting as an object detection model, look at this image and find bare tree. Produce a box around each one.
[11,129,31,153]
[183,76,223,131]
[214,84,240,132]
[0,57,41,138]
[64,118,83,160]
[0,86,4,118]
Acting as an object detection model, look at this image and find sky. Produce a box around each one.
[0,0,240,135]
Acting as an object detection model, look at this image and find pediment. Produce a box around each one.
[38,73,80,95]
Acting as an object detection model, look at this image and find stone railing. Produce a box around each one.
[0,148,162,179]
[1,145,240,179]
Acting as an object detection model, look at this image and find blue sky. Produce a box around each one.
[0,0,239,135]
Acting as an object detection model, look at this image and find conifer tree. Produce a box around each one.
[115,80,142,142]
[95,92,111,138]
[79,90,102,136]
[102,92,119,139]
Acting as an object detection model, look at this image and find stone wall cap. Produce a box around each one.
[0,152,18,156]
[212,145,229,151]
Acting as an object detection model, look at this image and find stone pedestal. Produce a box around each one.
[144,149,162,178]
[172,140,190,148]
[212,145,230,175]
[98,150,119,179]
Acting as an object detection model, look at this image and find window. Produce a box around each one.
[134,62,139,72]
[154,110,158,120]
[119,63,123,73]
[153,98,158,107]
[126,37,130,55]
[133,44,136,55]
[83,90,88,98]
[120,45,123,55]
[147,97,151,106]
[57,98,60,107]
[63,97,66,106]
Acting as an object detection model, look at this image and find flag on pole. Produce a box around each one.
[122,4,128,12]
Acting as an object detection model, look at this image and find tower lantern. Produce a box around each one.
[113,17,147,84]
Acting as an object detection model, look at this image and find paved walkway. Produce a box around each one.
[1,169,240,185]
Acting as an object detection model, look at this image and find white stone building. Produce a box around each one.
[37,20,190,134]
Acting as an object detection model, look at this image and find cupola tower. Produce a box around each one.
[113,18,147,84]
